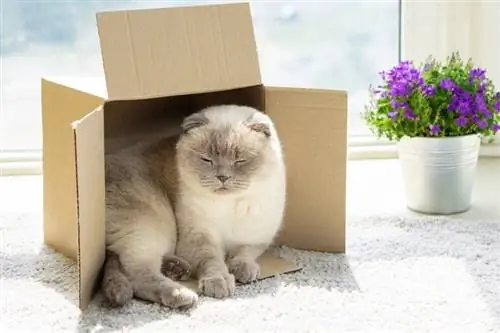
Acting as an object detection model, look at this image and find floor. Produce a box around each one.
[0,158,498,222]
[1,158,499,332]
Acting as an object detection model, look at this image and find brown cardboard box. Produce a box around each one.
[41,2,347,310]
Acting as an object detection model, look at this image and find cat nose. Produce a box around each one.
[216,175,230,183]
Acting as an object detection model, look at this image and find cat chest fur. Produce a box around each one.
[194,191,284,247]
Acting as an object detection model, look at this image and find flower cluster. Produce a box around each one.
[362,52,500,141]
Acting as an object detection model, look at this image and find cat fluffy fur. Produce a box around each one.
[101,104,286,305]
[102,132,197,308]
[175,105,286,299]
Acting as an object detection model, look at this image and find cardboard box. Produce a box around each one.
[41,2,347,310]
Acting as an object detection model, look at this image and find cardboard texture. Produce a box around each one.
[41,2,347,310]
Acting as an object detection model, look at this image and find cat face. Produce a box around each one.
[176,106,275,194]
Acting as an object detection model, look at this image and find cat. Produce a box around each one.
[101,131,198,309]
[174,104,287,299]
[101,104,286,305]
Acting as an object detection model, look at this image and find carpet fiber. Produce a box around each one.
[1,211,499,333]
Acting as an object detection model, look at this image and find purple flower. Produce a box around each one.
[471,115,488,129]
[429,124,441,135]
[390,100,398,109]
[476,119,488,129]
[494,100,500,112]
[390,83,410,97]
[404,107,418,120]
[448,99,459,112]
[439,79,455,90]
[449,88,474,116]
[422,84,435,97]
[385,60,425,99]
[381,60,428,123]
[458,99,473,115]
[456,116,468,127]
[480,110,493,118]
[493,122,500,132]
[469,68,486,82]
[475,93,492,118]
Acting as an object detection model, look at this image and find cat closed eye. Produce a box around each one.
[200,157,212,164]
[234,160,247,165]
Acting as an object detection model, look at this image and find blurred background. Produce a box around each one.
[0,0,400,152]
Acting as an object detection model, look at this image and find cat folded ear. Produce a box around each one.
[181,113,208,134]
[246,122,271,138]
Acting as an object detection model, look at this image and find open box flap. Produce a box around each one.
[264,86,348,253]
[72,107,106,309]
[96,2,261,101]
[41,79,104,261]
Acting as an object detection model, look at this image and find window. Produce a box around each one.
[0,0,400,156]
[6,0,496,171]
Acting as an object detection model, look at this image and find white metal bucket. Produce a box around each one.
[397,134,481,215]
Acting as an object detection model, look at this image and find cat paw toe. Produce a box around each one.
[161,287,198,309]
[228,259,260,284]
[199,273,236,298]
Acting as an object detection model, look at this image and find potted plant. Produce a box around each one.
[362,52,500,215]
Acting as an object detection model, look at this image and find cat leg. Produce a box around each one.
[161,254,192,281]
[120,253,198,309]
[101,250,134,307]
[177,233,235,299]
[227,244,268,284]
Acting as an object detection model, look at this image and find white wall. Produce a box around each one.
[402,0,500,147]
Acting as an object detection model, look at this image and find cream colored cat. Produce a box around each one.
[175,105,287,299]
[101,104,286,305]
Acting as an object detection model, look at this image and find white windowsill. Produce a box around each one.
[0,151,43,176]
[1,139,498,176]
[348,143,500,160]
[0,162,42,177]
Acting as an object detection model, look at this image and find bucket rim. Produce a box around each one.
[398,133,481,142]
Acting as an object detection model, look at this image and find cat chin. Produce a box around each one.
[213,188,232,194]
[210,186,241,195]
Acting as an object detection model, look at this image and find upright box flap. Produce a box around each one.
[41,79,104,261]
[265,87,348,253]
[72,108,106,309]
[96,2,261,101]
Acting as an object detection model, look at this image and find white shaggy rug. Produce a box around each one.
[1,209,500,332]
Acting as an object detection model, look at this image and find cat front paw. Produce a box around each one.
[161,255,192,281]
[199,273,236,299]
[227,258,260,284]
[161,286,198,309]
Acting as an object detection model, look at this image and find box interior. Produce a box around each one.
[103,85,264,153]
